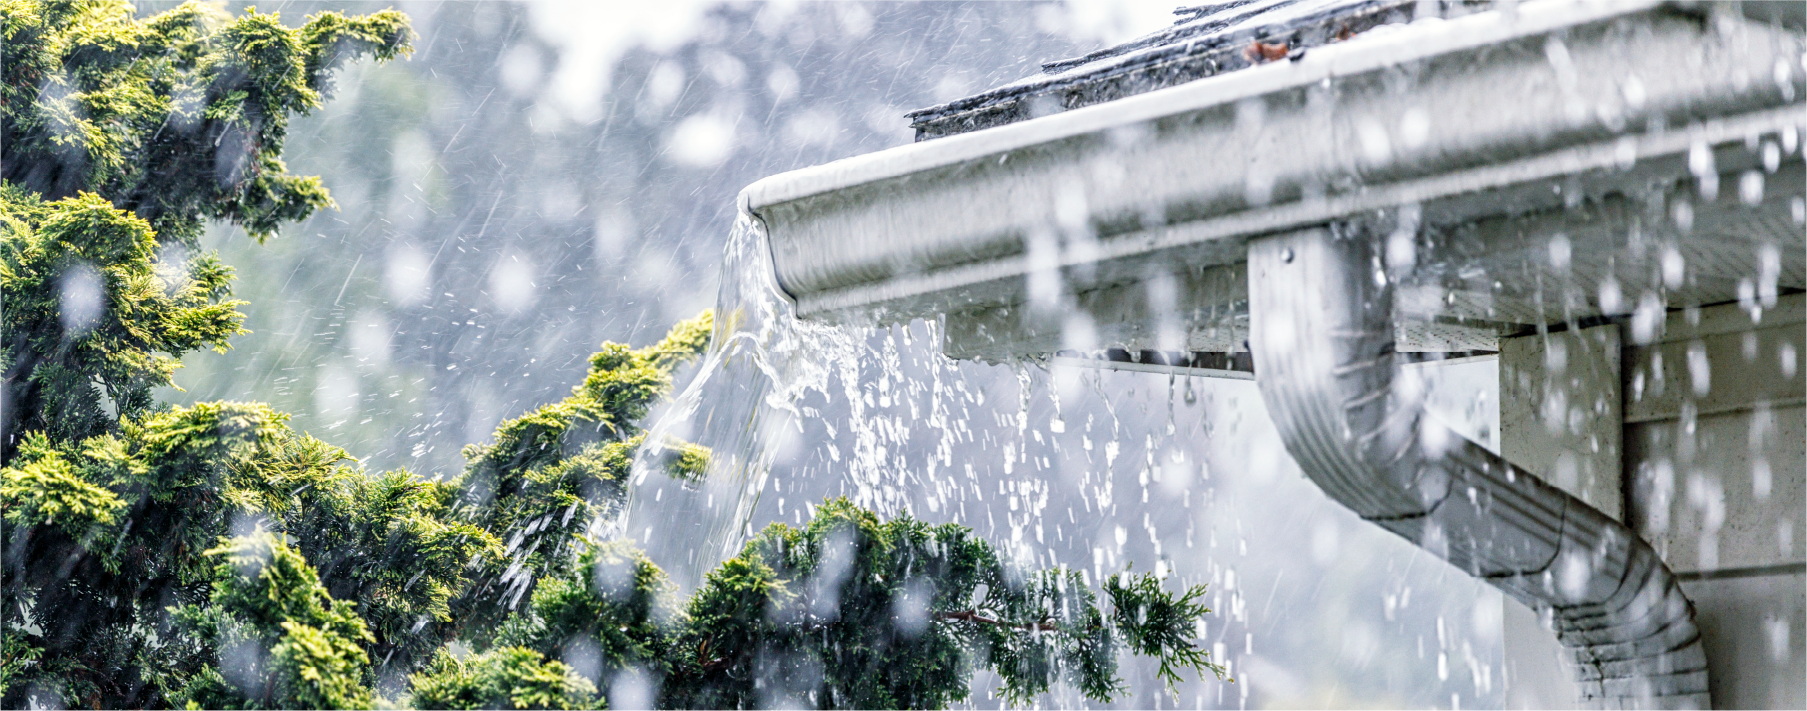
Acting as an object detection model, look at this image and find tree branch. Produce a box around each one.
[933,610,1057,632]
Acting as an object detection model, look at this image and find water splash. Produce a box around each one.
[621,210,1045,589]
[617,208,1512,707]
[623,212,850,589]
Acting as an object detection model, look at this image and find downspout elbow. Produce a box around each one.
[1247,226,1710,709]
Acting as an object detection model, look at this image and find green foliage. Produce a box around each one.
[171,531,376,709]
[0,3,1232,708]
[408,647,597,711]
[287,469,500,679]
[657,498,1212,708]
[484,497,1227,709]
[0,627,41,696]
[4,313,1227,709]
[1,4,413,703]
[1,185,247,447]
[1106,569,1226,693]
[1,432,125,536]
[493,541,678,678]
[0,390,517,707]
[451,311,712,634]
[0,0,411,243]
[0,0,412,463]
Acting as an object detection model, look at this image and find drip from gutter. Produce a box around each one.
[1246,225,1710,708]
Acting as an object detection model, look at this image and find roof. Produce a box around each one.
[743,1,1804,360]
[906,0,1448,141]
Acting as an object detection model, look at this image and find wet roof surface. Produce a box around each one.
[907,0,1459,140]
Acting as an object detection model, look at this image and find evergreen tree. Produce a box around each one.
[2,3,1228,708]
[1,0,410,460]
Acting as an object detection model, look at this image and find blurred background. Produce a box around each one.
[151,2,1508,707]
[159,0,1130,474]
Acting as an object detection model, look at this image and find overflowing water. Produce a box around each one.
[620,208,1512,708]
[622,213,850,586]
[624,211,1019,588]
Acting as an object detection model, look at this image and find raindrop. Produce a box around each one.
[1399,108,1430,149]
[58,263,104,335]
[1764,616,1792,663]
[667,112,739,168]
[1687,141,1718,200]
[1672,199,1694,232]
[1738,171,1764,206]
[1356,118,1392,164]
[1661,247,1685,289]
[488,252,539,315]
[499,45,544,97]
[385,241,432,307]
[1598,276,1623,313]
[1556,553,1590,601]
[1686,341,1710,396]
[562,637,601,687]
[1547,233,1570,271]
[1758,243,1781,307]
[1753,459,1772,500]
[1686,473,1726,570]
[766,64,799,104]
[609,667,654,711]
[892,580,932,638]
[1387,231,1417,271]
[1630,293,1665,344]
[644,61,686,113]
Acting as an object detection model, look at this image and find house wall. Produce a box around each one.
[1498,324,1620,709]
[1497,295,1805,709]
[1622,295,1806,710]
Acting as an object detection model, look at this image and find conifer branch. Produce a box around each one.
[933,610,1059,632]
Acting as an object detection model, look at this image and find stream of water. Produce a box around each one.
[622,212,831,588]
[620,209,1510,708]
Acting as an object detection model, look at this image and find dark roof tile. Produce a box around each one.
[906,0,1492,141]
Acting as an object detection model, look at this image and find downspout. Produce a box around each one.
[1247,226,1710,709]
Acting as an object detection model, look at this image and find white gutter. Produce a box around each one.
[740,0,1803,346]
[727,1,1804,705]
